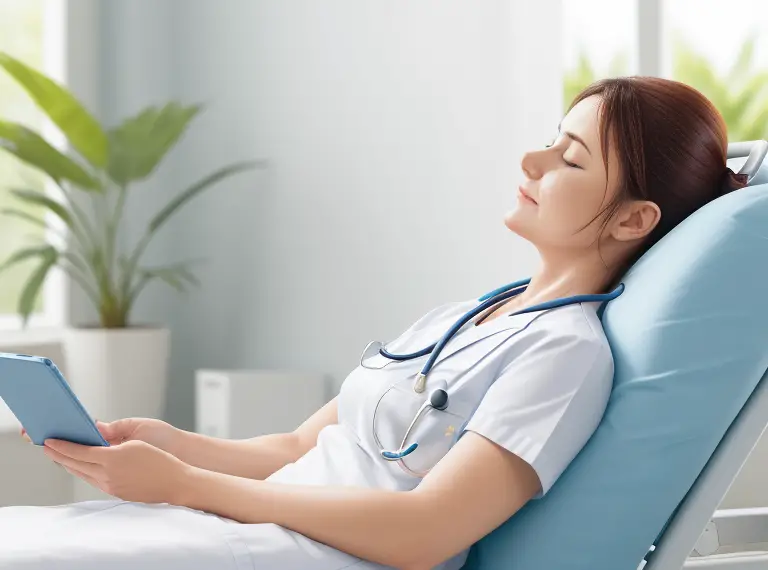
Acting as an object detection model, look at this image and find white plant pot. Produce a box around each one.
[62,326,170,502]
[62,327,170,423]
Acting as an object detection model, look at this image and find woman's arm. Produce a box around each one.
[177,431,541,570]
[171,397,338,480]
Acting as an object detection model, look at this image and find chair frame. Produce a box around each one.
[641,139,768,570]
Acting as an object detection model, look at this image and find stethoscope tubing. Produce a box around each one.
[381,279,624,389]
[369,279,625,473]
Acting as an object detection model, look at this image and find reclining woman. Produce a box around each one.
[4,77,747,570]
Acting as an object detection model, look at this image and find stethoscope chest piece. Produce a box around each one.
[379,380,450,462]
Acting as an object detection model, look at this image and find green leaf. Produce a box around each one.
[60,250,88,274]
[1,208,46,230]
[126,259,203,307]
[147,270,185,292]
[18,246,58,326]
[728,35,756,84]
[107,102,203,185]
[730,72,768,123]
[0,244,54,274]
[175,265,201,287]
[0,52,108,168]
[0,121,101,190]
[139,264,201,293]
[10,188,75,229]
[739,106,768,142]
[149,161,260,234]
[671,35,768,142]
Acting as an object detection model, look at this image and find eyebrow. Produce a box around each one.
[557,123,592,156]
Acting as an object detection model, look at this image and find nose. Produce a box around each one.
[520,149,550,180]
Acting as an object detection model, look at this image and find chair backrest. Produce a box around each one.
[462,142,768,570]
[645,365,768,569]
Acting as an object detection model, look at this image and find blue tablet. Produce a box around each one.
[0,353,108,446]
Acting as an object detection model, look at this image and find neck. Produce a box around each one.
[515,249,615,308]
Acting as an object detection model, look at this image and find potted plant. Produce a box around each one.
[0,52,259,422]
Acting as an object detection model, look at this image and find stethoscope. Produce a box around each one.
[364,277,624,464]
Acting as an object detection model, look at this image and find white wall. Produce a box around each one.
[163,0,560,429]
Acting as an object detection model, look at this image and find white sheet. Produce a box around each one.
[0,500,379,570]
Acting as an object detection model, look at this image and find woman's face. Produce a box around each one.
[504,95,623,253]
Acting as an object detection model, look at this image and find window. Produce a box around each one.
[666,0,768,141]
[562,0,636,112]
[0,0,65,328]
[563,0,768,141]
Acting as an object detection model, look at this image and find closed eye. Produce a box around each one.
[564,159,582,169]
[545,139,583,169]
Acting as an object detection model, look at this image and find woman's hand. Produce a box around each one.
[21,417,182,456]
[42,438,192,504]
[93,417,182,454]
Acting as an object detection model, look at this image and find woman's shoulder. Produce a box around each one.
[523,302,614,371]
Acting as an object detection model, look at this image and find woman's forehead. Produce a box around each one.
[562,96,601,142]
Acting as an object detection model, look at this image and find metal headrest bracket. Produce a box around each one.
[727,140,768,184]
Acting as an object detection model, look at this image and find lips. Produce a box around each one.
[518,187,537,205]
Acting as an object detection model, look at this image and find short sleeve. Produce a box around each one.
[462,329,613,496]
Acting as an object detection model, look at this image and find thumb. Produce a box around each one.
[96,418,136,442]
[95,420,113,438]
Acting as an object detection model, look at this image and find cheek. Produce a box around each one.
[544,191,595,229]
[551,173,609,218]
[507,185,605,245]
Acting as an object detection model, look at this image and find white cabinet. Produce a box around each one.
[195,370,329,439]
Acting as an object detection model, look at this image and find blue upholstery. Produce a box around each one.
[463,158,768,570]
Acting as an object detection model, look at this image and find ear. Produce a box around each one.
[610,200,661,242]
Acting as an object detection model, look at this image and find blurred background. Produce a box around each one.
[0,0,765,509]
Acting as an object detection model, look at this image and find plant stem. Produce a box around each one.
[120,231,151,305]
[57,184,102,284]
[105,183,127,300]
[59,259,100,308]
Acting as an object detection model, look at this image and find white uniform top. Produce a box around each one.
[265,296,615,569]
[0,296,615,570]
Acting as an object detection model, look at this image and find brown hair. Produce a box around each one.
[570,77,748,279]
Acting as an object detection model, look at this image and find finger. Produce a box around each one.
[44,439,107,462]
[46,449,102,480]
[43,445,103,479]
[63,465,102,490]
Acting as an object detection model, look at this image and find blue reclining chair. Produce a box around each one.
[462,140,768,570]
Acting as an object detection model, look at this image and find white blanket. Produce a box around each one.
[0,500,382,570]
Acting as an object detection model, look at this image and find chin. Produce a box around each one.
[504,208,527,237]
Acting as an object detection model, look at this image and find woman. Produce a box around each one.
[6,77,748,570]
